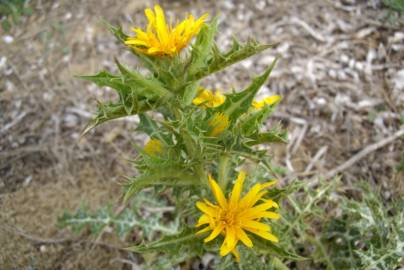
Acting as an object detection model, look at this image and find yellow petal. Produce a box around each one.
[239,183,262,209]
[196,226,211,235]
[208,113,229,137]
[196,201,218,217]
[144,8,156,26]
[144,138,163,156]
[235,227,253,247]
[260,199,279,209]
[229,170,246,208]
[261,180,277,189]
[196,214,210,227]
[242,220,271,232]
[241,210,280,220]
[244,227,279,243]
[208,175,227,208]
[154,5,169,44]
[263,95,282,106]
[204,224,224,243]
[252,100,265,109]
[220,227,237,256]
[203,224,224,243]
[252,95,282,109]
[248,200,280,213]
[231,248,240,262]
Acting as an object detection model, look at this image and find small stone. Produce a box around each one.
[340,54,349,63]
[40,245,47,253]
[392,69,404,90]
[355,62,364,71]
[3,35,14,44]
[63,114,79,128]
[328,69,337,78]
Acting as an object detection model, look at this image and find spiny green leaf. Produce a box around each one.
[182,81,200,106]
[81,101,150,135]
[103,20,128,43]
[251,235,306,261]
[194,39,275,80]
[79,71,130,94]
[124,169,199,202]
[115,59,173,100]
[126,227,199,253]
[247,129,288,146]
[187,17,218,78]
[238,106,273,136]
[223,59,278,120]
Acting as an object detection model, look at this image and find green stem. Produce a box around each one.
[218,154,231,190]
[271,257,290,270]
[307,235,335,270]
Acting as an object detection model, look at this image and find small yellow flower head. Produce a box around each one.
[125,5,208,57]
[208,112,230,137]
[144,138,163,156]
[252,95,282,109]
[193,88,226,108]
[195,171,280,261]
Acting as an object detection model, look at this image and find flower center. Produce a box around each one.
[219,209,238,226]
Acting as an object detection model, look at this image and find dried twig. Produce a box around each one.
[305,146,328,173]
[0,111,28,135]
[321,129,404,180]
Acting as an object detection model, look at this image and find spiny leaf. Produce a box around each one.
[78,71,130,94]
[247,129,288,146]
[251,235,306,261]
[194,39,275,80]
[187,17,218,78]
[81,101,150,135]
[182,81,200,106]
[223,59,278,120]
[103,20,128,43]
[115,59,173,100]
[238,106,273,136]
[124,169,199,202]
[126,227,199,253]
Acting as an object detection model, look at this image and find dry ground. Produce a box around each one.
[0,0,403,269]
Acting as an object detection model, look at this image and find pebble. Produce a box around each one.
[340,54,349,64]
[392,69,404,90]
[63,113,79,128]
[2,35,14,44]
[0,56,6,69]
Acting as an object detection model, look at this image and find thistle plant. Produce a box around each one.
[79,4,292,266]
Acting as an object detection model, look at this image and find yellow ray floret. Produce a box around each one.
[195,171,280,261]
[193,88,226,108]
[125,5,208,56]
[252,95,282,109]
[144,138,163,156]
[208,112,230,137]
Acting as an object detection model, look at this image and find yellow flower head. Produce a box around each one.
[252,95,282,109]
[144,138,163,156]
[195,171,280,261]
[208,112,230,137]
[125,5,208,57]
[193,88,226,108]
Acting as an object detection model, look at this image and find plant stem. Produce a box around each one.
[218,154,231,190]
[271,257,290,270]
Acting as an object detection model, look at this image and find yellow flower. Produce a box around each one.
[125,5,208,57]
[144,138,163,156]
[208,112,230,137]
[193,88,226,108]
[252,95,282,109]
[195,171,280,261]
